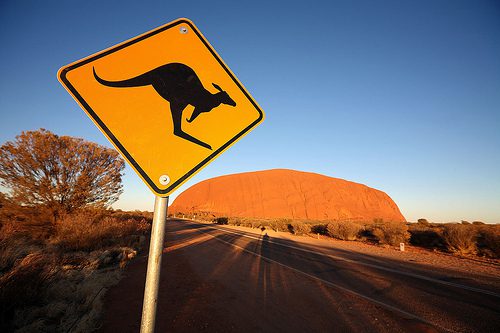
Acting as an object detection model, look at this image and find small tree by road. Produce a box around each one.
[0,129,125,221]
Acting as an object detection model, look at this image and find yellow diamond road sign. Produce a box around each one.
[58,18,264,196]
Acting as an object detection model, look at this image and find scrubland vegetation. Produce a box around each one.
[178,211,499,259]
[3,126,496,332]
[327,220,362,241]
[0,130,152,332]
[0,200,151,332]
[0,198,152,332]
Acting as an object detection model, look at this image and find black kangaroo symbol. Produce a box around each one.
[93,63,236,150]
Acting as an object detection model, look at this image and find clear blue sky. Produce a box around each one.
[1,0,499,223]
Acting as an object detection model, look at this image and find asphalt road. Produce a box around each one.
[99,219,500,333]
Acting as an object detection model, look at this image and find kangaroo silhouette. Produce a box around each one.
[93,63,236,150]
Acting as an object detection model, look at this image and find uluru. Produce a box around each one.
[170,169,405,222]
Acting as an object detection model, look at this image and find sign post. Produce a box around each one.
[58,18,264,333]
[140,196,168,333]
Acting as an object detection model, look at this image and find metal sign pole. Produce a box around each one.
[140,195,169,333]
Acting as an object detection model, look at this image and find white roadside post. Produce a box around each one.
[140,196,169,333]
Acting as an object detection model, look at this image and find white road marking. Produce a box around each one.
[190,221,499,298]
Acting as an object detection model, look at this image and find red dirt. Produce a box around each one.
[170,169,405,222]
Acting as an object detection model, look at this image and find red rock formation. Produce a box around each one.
[170,169,405,222]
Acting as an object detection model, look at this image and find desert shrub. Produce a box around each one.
[483,228,500,258]
[371,221,409,246]
[248,220,261,228]
[408,223,444,249]
[1,250,123,333]
[477,224,500,258]
[213,217,228,225]
[52,211,149,251]
[417,218,429,225]
[269,218,290,232]
[239,220,260,228]
[290,221,311,236]
[0,219,18,242]
[442,223,477,255]
[0,233,44,273]
[0,207,149,332]
[228,217,241,226]
[0,251,57,331]
[239,221,252,228]
[201,214,216,222]
[186,212,213,222]
[0,199,54,239]
[110,210,153,223]
[311,224,328,235]
[327,220,362,241]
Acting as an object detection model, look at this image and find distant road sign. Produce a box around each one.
[58,18,264,196]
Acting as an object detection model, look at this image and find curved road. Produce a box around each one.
[99,219,500,333]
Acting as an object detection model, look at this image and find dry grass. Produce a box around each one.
[0,208,151,332]
[0,251,55,330]
[268,218,291,232]
[227,217,242,226]
[9,258,122,333]
[52,211,149,251]
[408,223,444,249]
[0,233,45,273]
[369,220,410,246]
[441,223,477,255]
[186,210,500,259]
[408,222,500,258]
[290,221,311,235]
[479,225,500,258]
[327,220,363,241]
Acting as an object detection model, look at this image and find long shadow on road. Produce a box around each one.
[98,220,500,333]
[227,225,500,332]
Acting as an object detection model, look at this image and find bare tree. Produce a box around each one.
[0,129,125,220]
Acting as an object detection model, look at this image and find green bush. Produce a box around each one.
[442,224,476,255]
[371,221,409,246]
[327,221,362,241]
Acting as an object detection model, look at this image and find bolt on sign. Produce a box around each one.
[58,18,264,196]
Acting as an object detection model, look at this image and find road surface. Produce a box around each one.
[99,219,500,332]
